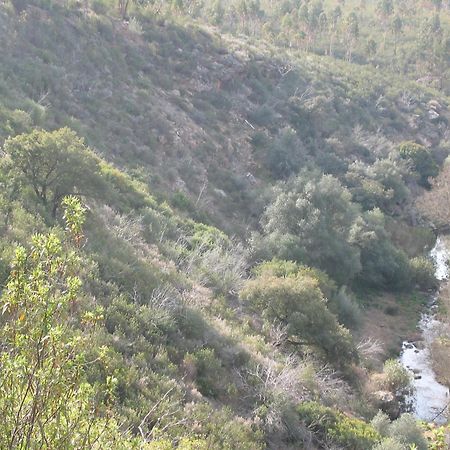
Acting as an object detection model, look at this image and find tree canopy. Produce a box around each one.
[259,170,361,284]
[241,267,357,366]
[3,128,106,217]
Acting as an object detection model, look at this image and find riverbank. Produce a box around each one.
[398,236,449,424]
[359,236,450,425]
[431,235,450,389]
[359,292,427,363]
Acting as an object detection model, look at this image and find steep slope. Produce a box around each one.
[1,3,449,235]
[0,1,449,448]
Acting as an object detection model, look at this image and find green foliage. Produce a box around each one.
[252,258,337,298]
[388,415,428,450]
[345,158,411,213]
[99,162,157,212]
[171,190,193,211]
[381,359,412,396]
[183,348,224,397]
[263,126,306,179]
[3,128,106,217]
[372,412,428,450]
[423,423,450,450]
[331,286,362,329]
[371,410,392,436]
[0,197,133,448]
[62,195,87,243]
[259,171,361,284]
[241,271,357,366]
[297,401,381,450]
[409,256,437,290]
[372,437,408,450]
[352,209,413,291]
[398,141,438,187]
[0,2,447,447]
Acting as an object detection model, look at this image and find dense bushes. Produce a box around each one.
[0,2,446,448]
[398,141,438,187]
[371,411,428,450]
[258,170,362,284]
[256,172,430,292]
[380,359,412,397]
[241,267,357,366]
[297,401,380,449]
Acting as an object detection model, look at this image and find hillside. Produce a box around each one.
[0,0,449,449]
[1,2,449,232]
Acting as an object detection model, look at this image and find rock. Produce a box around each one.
[428,100,442,112]
[428,109,440,120]
[214,188,227,198]
[246,172,256,184]
[372,391,401,419]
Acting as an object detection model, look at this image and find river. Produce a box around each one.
[399,237,449,424]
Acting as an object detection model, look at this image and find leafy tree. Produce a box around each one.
[329,6,342,56]
[350,209,413,290]
[398,141,438,187]
[241,271,357,365]
[371,157,411,211]
[259,171,361,284]
[377,0,394,49]
[345,161,395,211]
[3,128,106,218]
[391,15,403,56]
[264,127,305,179]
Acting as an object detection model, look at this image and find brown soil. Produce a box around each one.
[358,292,426,366]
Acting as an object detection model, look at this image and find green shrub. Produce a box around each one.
[297,401,381,450]
[171,190,193,211]
[371,411,391,437]
[372,437,407,450]
[382,360,412,396]
[410,256,437,290]
[388,414,428,450]
[186,348,224,397]
[372,412,428,450]
[332,286,362,329]
[398,141,438,187]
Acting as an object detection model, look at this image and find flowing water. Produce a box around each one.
[399,237,449,424]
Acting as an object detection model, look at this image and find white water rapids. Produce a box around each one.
[399,237,449,424]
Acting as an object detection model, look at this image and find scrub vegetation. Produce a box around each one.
[0,0,449,448]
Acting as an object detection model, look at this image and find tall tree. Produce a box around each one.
[3,128,106,218]
[345,11,360,62]
[259,171,362,284]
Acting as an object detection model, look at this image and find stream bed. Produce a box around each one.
[399,237,449,424]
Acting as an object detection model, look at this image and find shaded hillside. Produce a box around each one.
[0,3,449,234]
